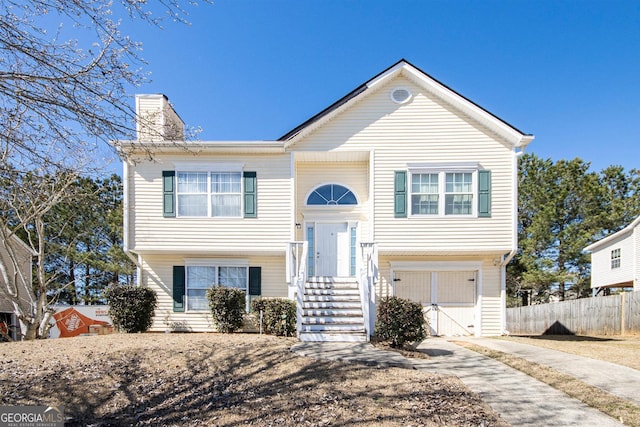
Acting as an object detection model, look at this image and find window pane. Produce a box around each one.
[446,173,472,193]
[187,266,216,288]
[177,172,208,216]
[219,267,247,289]
[212,194,241,217]
[338,191,357,204]
[211,172,241,194]
[307,192,326,205]
[178,172,208,193]
[178,194,208,216]
[315,185,333,202]
[445,194,472,215]
[412,173,438,193]
[412,194,438,215]
[187,289,208,311]
[307,226,315,276]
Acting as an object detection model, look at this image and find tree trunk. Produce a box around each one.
[84,263,91,305]
[70,259,77,305]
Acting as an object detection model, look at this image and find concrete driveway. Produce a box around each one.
[414,338,625,426]
[455,336,640,406]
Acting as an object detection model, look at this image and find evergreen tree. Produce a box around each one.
[509,154,640,305]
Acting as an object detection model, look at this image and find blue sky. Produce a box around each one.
[119,0,639,173]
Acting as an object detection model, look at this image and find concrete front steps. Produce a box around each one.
[299,277,368,342]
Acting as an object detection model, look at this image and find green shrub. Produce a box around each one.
[105,285,158,333]
[375,296,426,348]
[207,286,246,333]
[251,298,296,337]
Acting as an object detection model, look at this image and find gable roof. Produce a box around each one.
[584,215,640,252]
[1,228,37,257]
[279,59,534,148]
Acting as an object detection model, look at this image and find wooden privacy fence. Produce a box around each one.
[506,291,640,336]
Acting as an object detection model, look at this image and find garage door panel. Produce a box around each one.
[437,306,475,336]
[437,271,475,304]
[394,271,431,304]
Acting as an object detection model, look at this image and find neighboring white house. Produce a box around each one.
[0,230,36,341]
[584,215,640,293]
[119,59,534,341]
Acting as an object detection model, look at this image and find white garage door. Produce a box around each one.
[394,270,476,336]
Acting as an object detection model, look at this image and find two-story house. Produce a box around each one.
[119,59,534,341]
[584,215,640,293]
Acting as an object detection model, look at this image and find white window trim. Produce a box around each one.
[408,167,478,218]
[184,259,249,312]
[176,169,243,218]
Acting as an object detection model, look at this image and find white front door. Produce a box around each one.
[315,222,349,277]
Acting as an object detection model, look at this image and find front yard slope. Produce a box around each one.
[0,334,508,426]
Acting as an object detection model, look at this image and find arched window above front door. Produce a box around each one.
[307,184,357,205]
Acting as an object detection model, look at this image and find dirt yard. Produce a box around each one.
[0,333,508,426]
[498,335,640,370]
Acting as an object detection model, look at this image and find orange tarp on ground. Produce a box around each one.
[52,307,109,338]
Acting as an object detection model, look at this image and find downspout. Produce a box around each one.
[122,159,142,286]
[500,147,526,334]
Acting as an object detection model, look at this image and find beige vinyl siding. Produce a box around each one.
[0,238,33,313]
[590,232,635,288]
[142,254,286,332]
[633,227,640,292]
[291,76,515,254]
[294,162,370,240]
[480,260,502,336]
[128,153,291,254]
[135,95,183,142]
[635,228,639,291]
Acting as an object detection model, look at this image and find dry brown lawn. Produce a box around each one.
[497,335,640,370]
[0,333,508,426]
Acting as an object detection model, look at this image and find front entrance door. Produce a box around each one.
[315,222,349,276]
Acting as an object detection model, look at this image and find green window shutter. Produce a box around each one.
[394,171,407,218]
[173,266,185,312]
[243,171,257,218]
[162,171,176,218]
[478,170,491,217]
[249,266,261,296]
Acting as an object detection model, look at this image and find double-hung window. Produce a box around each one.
[410,168,475,216]
[445,172,473,215]
[611,248,621,269]
[411,173,439,215]
[177,171,242,217]
[186,263,248,311]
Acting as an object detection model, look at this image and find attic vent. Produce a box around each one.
[391,87,412,104]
